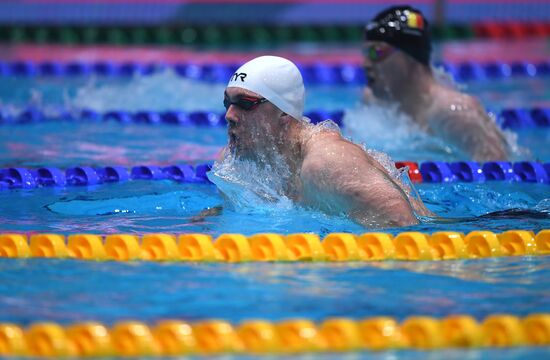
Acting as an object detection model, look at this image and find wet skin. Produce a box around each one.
[222,86,433,228]
[362,40,508,161]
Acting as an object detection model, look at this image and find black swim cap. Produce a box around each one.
[365,5,432,66]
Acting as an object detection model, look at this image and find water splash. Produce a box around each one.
[419,183,539,217]
[343,99,527,161]
[432,64,465,91]
[501,127,531,160]
[70,69,226,112]
[207,117,435,230]
[535,198,550,213]
[206,144,370,233]
[367,147,404,180]
[433,65,529,160]
[207,151,294,213]
[343,103,460,160]
[344,64,528,161]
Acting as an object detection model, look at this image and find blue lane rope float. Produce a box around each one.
[0,164,213,189]
[0,108,344,127]
[1,161,550,190]
[1,59,549,84]
[418,161,550,184]
[1,107,550,130]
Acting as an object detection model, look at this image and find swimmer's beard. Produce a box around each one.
[228,138,278,165]
[228,142,256,162]
[228,137,251,161]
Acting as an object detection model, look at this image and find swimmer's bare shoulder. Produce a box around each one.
[429,84,508,161]
[299,130,418,228]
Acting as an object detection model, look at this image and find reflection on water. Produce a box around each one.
[1,179,550,235]
[1,257,547,326]
[243,348,550,360]
[0,122,225,168]
[369,257,549,285]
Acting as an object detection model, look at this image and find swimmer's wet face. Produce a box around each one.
[363,6,432,100]
[224,55,305,160]
[224,87,285,159]
[363,43,395,64]
[363,40,411,99]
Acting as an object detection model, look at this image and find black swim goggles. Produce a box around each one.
[223,95,268,111]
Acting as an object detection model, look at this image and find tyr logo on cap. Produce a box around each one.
[231,72,247,82]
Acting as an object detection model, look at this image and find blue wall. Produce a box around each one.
[0,1,548,25]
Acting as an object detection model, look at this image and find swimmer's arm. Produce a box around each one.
[437,97,508,161]
[190,205,223,223]
[189,148,226,223]
[301,140,418,228]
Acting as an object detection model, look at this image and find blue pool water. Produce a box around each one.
[1,177,550,235]
[0,71,549,164]
[1,54,550,359]
[2,257,548,325]
[1,257,549,359]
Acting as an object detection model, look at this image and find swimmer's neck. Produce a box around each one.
[248,117,307,171]
[257,119,313,199]
[278,118,309,172]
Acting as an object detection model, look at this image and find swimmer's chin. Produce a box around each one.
[228,144,254,161]
[228,139,243,155]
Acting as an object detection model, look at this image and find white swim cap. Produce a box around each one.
[226,55,305,120]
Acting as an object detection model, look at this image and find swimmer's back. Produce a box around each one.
[427,83,508,161]
[299,128,420,228]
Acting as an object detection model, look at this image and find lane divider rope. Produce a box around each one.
[1,59,549,83]
[0,21,548,47]
[472,21,550,39]
[2,107,549,130]
[1,161,549,190]
[0,230,548,262]
[0,164,213,189]
[0,313,548,357]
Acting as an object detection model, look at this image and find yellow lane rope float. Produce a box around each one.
[0,314,548,357]
[0,230,548,262]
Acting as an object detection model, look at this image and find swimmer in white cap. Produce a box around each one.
[220,55,433,228]
[363,6,509,161]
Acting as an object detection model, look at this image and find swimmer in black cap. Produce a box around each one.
[363,5,509,161]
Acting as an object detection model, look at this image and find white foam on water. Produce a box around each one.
[343,102,461,160]
[69,69,226,112]
[343,73,528,161]
[207,150,294,213]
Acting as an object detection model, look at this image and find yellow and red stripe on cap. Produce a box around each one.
[407,12,424,30]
